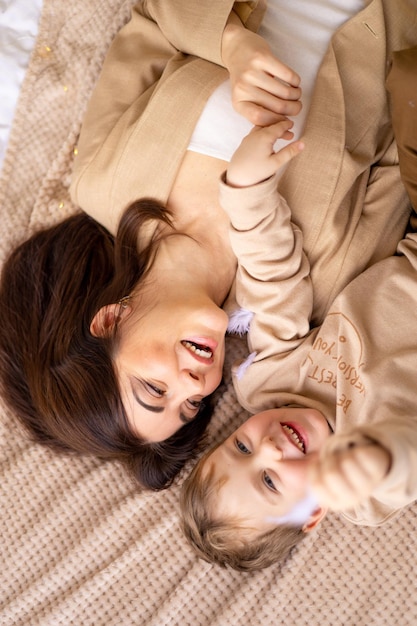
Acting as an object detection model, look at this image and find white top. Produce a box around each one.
[188,0,364,161]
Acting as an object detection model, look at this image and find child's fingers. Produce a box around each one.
[309,453,353,508]
[351,444,390,482]
[251,120,304,162]
[309,444,390,511]
[281,130,295,141]
[256,118,295,140]
[271,138,305,169]
[238,100,300,127]
[327,445,389,489]
[227,121,304,187]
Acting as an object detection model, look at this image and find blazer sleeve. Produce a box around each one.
[386,45,417,212]
[140,0,265,66]
[70,0,264,232]
[327,236,417,525]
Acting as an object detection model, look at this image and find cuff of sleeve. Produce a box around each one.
[219,172,283,230]
[233,1,265,31]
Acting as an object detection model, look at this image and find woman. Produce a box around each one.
[0,0,413,489]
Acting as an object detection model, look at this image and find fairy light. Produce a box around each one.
[37,44,52,59]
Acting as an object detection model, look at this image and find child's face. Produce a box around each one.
[203,407,331,534]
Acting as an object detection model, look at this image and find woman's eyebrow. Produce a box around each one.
[131,384,164,413]
[130,378,196,423]
[135,395,194,424]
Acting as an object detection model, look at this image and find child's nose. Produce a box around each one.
[264,437,283,461]
[278,457,311,490]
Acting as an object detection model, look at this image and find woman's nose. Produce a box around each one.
[183,369,205,393]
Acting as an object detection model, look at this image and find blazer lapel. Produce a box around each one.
[278,0,387,252]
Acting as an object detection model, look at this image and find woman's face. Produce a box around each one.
[114,293,228,442]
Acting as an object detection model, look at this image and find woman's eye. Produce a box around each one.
[186,398,203,410]
[144,381,164,397]
[235,439,251,455]
[263,471,277,492]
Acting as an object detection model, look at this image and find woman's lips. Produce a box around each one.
[185,337,218,353]
[181,338,218,365]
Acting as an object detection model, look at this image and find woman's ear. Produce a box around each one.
[90,303,132,337]
[302,506,328,533]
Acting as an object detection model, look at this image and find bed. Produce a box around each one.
[1,1,417,624]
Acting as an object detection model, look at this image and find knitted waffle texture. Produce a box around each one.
[1,1,417,624]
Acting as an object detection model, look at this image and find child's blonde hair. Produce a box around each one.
[180,445,306,571]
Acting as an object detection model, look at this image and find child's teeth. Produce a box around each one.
[283,425,304,452]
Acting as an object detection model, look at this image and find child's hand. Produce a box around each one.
[226,121,305,188]
[221,19,302,126]
[308,437,391,511]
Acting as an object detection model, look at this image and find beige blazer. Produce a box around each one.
[70,0,417,322]
[70,0,265,230]
[279,0,417,322]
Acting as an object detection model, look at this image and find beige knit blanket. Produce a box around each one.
[1,1,416,624]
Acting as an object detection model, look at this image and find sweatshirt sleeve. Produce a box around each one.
[331,418,417,526]
[140,0,264,66]
[327,235,417,525]
[219,174,315,408]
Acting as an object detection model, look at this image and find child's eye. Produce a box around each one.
[235,439,251,455]
[263,471,277,492]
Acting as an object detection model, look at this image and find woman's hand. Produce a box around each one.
[226,121,305,188]
[221,20,302,126]
[309,437,391,511]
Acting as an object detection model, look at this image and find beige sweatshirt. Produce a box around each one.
[220,164,417,526]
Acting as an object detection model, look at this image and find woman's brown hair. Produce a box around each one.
[180,446,305,571]
[0,199,213,490]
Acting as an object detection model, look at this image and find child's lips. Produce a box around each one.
[281,423,307,454]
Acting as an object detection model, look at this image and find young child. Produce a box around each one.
[180,47,417,572]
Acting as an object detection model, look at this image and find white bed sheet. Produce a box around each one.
[0,0,43,168]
